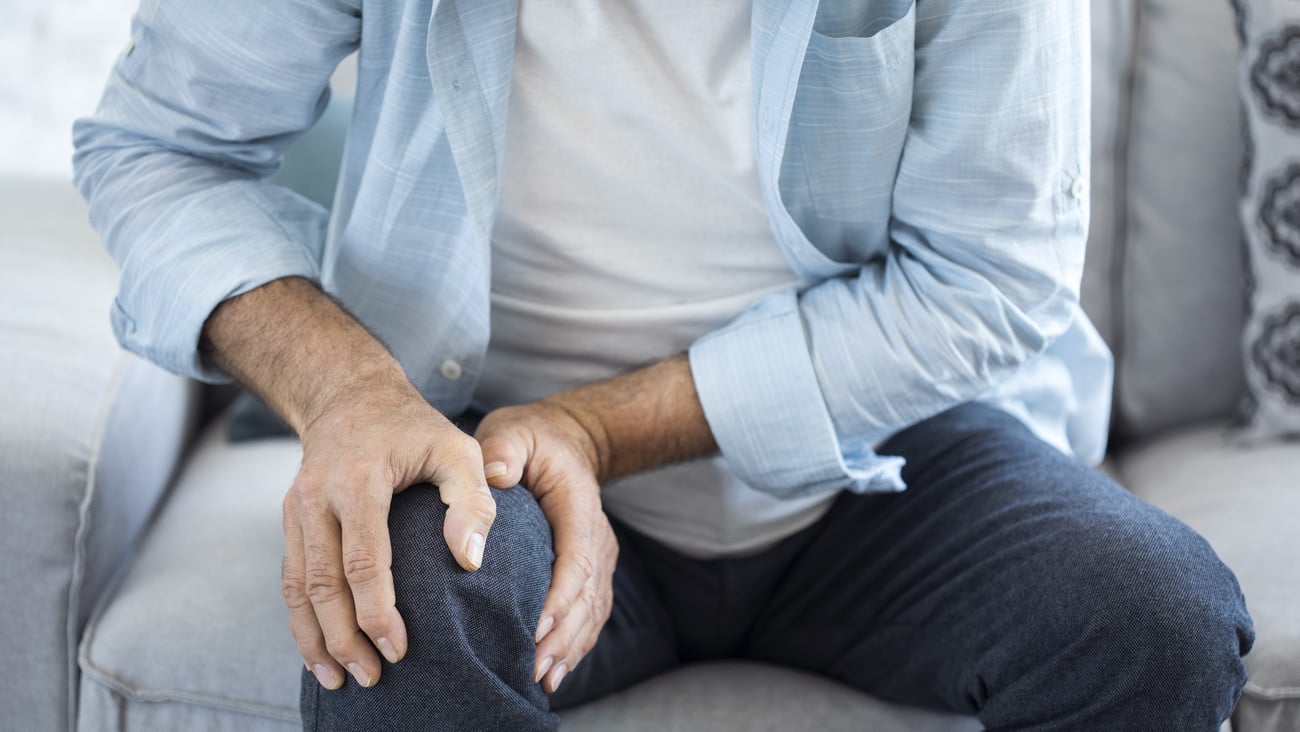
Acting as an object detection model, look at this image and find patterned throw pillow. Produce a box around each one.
[1233,0,1300,440]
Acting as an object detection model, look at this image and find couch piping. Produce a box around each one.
[77,661,299,723]
[1243,680,1300,701]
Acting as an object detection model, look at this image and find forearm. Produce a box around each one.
[199,276,411,434]
[542,354,717,483]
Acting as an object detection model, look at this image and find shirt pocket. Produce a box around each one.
[787,0,916,229]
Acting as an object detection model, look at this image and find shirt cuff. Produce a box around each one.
[688,289,908,499]
[110,191,323,383]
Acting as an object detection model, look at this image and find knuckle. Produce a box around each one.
[472,498,498,525]
[354,609,389,636]
[323,636,354,660]
[329,471,371,503]
[379,461,405,491]
[291,468,324,498]
[458,433,485,460]
[281,577,312,609]
[547,593,573,615]
[441,432,482,463]
[563,623,583,649]
[305,568,345,605]
[342,552,385,584]
[570,551,598,579]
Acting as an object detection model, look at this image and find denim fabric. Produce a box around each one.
[301,403,1253,731]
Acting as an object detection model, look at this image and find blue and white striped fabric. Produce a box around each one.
[73,0,1112,499]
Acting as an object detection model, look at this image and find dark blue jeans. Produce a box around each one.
[300,403,1254,731]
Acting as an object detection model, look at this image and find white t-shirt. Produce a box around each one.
[476,0,837,558]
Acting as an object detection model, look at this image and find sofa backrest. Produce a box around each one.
[1084,0,1249,445]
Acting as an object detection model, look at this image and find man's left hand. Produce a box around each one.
[473,401,619,694]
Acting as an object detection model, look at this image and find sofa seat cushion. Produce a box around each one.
[78,419,978,731]
[1118,423,1300,731]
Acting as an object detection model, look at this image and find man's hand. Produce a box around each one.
[282,373,497,691]
[200,277,497,691]
[474,402,619,694]
[473,354,719,693]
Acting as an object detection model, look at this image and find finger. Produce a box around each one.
[537,594,595,693]
[533,493,594,646]
[301,493,382,687]
[428,434,497,572]
[339,487,407,665]
[476,430,527,489]
[282,494,344,690]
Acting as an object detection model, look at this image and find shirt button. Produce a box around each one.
[1070,177,1088,200]
[440,359,463,381]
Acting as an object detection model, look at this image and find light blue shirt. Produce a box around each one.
[73,0,1113,499]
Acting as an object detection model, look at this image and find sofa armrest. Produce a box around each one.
[0,178,200,732]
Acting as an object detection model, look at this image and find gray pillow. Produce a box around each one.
[1234,0,1300,440]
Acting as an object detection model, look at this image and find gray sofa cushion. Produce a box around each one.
[1110,0,1249,440]
[0,179,195,732]
[78,419,978,731]
[1119,423,1300,731]
[560,663,979,732]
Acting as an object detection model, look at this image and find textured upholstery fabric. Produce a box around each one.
[1119,424,1300,731]
[78,425,304,730]
[0,179,194,732]
[1112,0,1250,439]
[78,421,989,731]
[1233,0,1300,440]
[560,663,981,732]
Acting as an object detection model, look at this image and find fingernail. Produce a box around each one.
[466,532,485,569]
[484,461,508,479]
[534,615,554,643]
[347,662,373,687]
[535,655,553,684]
[312,664,341,690]
[548,663,568,691]
[376,636,400,664]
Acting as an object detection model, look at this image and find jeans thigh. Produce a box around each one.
[745,403,1252,731]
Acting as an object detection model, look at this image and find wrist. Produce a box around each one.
[542,354,716,483]
[537,396,612,484]
[298,360,419,437]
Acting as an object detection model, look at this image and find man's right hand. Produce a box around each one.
[281,374,498,690]
[198,277,497,691]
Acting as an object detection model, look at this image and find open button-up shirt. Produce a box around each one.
[74,0,1112,499]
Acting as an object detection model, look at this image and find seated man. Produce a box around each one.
[74,0,1254,730]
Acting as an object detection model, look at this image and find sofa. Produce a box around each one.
[2,0,1297,729]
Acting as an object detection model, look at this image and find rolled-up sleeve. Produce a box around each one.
[72,0,361,381]
[690,0,1090,497]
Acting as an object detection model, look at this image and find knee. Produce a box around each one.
[1049,514,1254,719]
[388,484,553,639]
[303,486,558,730]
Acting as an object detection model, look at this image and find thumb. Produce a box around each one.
[477,430,528,490]
[425,434,497,572]
[438,474,497,572]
